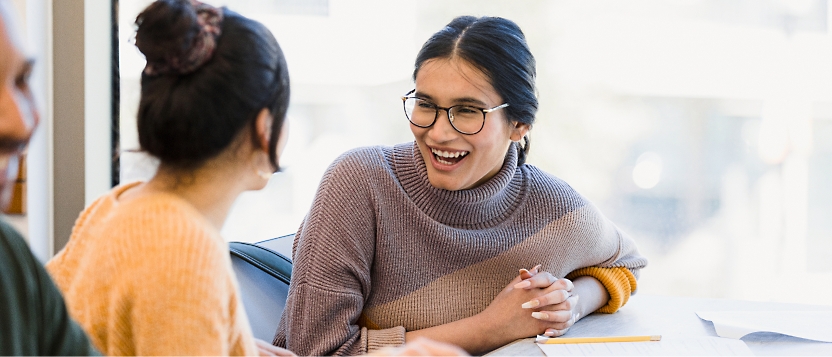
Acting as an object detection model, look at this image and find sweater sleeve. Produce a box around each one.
[568,194,648,277]
[563,198,647,314]
[534,169,647,315]
[274,148,403,356]
[566,266,636,313]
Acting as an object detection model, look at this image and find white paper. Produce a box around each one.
[536,336,752,356]
[696,311,832,342]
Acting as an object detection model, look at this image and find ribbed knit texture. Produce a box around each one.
[566,267,637,314]
[46,182,258,356]
[274,142,648,356]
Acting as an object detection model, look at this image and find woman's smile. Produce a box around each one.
[429,146,469,168]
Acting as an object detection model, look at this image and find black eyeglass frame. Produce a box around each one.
[401,89,509,135]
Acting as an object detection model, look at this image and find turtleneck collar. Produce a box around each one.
[391,141,528,229]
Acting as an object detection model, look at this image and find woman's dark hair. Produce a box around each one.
[414,16,537,165]
[135,0,289,171]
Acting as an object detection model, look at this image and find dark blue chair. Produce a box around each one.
[229,234,294,341]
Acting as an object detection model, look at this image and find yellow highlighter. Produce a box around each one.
[536,335,662,344]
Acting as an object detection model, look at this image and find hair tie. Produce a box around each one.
[143,0,223,76]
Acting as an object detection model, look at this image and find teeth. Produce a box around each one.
[431,148,469,159]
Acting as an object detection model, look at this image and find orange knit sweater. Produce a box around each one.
[47,182,257,356]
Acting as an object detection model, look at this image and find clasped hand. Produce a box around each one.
[479,265,580,340]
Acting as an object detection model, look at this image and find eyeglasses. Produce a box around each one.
[401,89,509,135]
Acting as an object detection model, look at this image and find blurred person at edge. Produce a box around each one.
[44,0,466,356]
[0,2,99,355]
[276,16,647,356]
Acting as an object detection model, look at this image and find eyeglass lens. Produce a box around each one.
[403,97,484,134]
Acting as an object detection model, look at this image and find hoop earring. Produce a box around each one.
[256,169,272,180]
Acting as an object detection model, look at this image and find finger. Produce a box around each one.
[531,310,572,323]
[547,294,579,312]
[523,290,578,310]
[515,271,557,290]
[530,264,541,274]
[560,278,574,292]
[543,311,581,336]
[521,289,568,309]
[534,311,579,332]
[518,264,542,281]
[540,278,573,292]
[543,328,569,337]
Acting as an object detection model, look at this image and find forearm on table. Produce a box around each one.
[571,276,610,319]
[404,314,502,355]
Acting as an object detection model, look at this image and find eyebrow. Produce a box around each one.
[413,91,489,107]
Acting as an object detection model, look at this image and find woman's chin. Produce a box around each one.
[426,170,472,191]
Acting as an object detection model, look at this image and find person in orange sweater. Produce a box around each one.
[46,0,293,355]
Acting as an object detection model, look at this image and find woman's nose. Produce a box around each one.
[427,108,458,142]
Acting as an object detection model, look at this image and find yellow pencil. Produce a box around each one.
[536,335,661,344]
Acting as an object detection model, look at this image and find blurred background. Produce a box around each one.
[118,0,832,306]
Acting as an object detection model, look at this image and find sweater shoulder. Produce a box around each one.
[318,145,393,188]
[523,165,587,203]
[329,145,390,171]
[521,164,582,197]
[71,191,223,260]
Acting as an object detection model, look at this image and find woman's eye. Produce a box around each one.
[456,106,479,114]
[417,101,435,109]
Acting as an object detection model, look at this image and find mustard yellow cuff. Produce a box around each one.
[566,266,637,314]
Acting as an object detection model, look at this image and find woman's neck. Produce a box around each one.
[139,161,249,230]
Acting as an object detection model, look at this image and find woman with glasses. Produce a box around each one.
[275,16,647,356]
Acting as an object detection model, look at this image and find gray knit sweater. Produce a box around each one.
[274,142,647,356]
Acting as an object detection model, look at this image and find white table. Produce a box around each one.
[487,294,832,356]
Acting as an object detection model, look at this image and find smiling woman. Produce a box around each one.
[274,15,647,356]
[406,57,525,191]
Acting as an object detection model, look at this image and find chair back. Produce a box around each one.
[229,235,293,341]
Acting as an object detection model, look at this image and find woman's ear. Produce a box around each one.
[254,108,272,151]
[510,121,531,142]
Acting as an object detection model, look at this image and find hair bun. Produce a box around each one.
[135,0,223,76]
